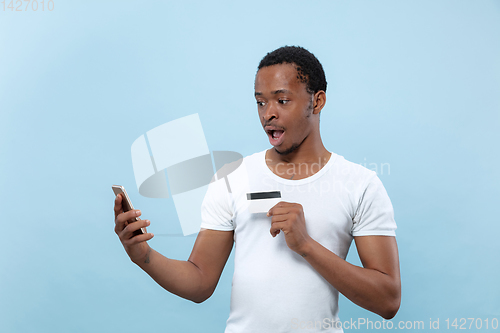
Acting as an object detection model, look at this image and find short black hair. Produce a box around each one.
[257,46,327,95]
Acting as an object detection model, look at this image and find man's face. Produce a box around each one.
[255,63,315,155]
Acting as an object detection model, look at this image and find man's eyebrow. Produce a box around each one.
[272,89,291,95]
[254,89,291,96]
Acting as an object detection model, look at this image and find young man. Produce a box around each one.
[114,46,400,332]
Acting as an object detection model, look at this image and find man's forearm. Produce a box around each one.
[300,239,401,319]
[134,247,211,303]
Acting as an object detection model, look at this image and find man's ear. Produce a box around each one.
[312,90,326,115]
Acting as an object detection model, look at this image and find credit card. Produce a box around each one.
[246,191,281,213]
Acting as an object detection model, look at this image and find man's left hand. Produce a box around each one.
[267,201,312,255]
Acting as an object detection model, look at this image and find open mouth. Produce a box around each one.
[266,129,285,146]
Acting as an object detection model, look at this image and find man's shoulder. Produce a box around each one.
[330,153,377,180]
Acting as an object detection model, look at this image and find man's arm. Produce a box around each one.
[135,229,233,303]
[300,235,400,319]
[268,202,401,319]
[114,194,234,303]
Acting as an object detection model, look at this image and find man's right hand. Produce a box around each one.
[114,193,154,264]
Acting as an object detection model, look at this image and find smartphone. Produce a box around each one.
[112,185,146,236]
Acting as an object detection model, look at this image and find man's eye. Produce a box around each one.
[279,99,290,104]
[257,101,265,107]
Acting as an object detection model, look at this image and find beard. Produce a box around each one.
[275,144,300,156]
[274,135,307,155]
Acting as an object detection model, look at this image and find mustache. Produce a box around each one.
[263,121,285,130]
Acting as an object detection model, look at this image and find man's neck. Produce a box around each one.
[266,142,330,164]
[265,143,332,180]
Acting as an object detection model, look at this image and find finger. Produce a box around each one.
[124,231,155,246]
[114,194,123,219]
[267,206,291,217]
[115,209,142,233]
[117,209,141,223]
[267,201,282,216]
[271,214,290,223]
[270,221,286,237]
[268,201,296,215]
[121,219,150,240]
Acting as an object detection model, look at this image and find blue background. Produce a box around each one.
[1,1,499,332]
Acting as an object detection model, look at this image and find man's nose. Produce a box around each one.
[263,102,278,121]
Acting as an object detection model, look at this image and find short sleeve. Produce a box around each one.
[352,174,397,237]
[200,176,235,231]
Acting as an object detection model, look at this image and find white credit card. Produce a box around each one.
[246,191,281,214]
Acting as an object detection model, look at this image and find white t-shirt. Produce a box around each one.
[200,150,397,333]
